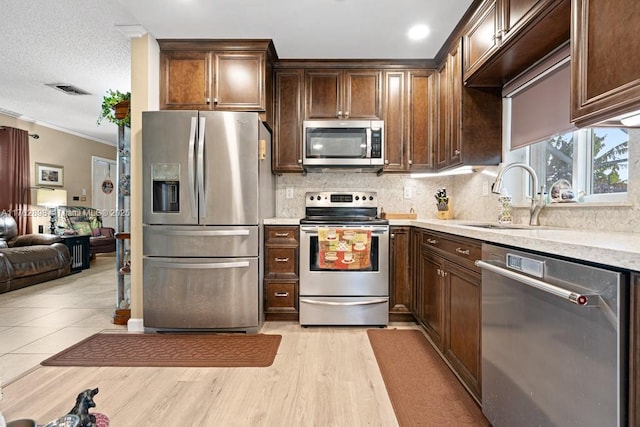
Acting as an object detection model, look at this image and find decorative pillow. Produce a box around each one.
[72,221,93,236]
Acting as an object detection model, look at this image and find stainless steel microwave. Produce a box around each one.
[302,120,384,171]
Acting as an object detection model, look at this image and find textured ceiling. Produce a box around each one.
[0,0,473,145]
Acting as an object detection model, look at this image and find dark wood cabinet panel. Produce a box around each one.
[305,69,381,120]
[464,0,500,78]
[264,225,300,320]
[445,260,481,400]
[462,0,570,87]
[411,228,482,402]
[389,226,413,321]
[160,51,211,110]
[273,69,304,173]
[383,71,406,171]
[214,53,264,110]
[571,0,640,126]
[159,40,276,114]
[407,70,435,170]
[630,272,640,427]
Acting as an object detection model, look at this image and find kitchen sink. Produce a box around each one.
[463,223,554,230]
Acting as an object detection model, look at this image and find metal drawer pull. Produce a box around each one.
[274,292,289,297]
[300,298,388,306]
[274,232,290,237]
[475,260,597,307]
[427,238,437,244]
[455,247,470,255]
[274,257,290,262]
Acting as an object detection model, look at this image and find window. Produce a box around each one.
[512,127,629,203]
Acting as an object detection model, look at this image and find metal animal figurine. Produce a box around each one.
[68,387,99,427]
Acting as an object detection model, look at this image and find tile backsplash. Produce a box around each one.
[276,130,639,233]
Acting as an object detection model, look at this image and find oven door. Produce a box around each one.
[299,224,389,296]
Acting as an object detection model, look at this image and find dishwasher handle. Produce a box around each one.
[475,260,597,307]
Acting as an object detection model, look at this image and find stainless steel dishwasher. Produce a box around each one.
[476,243,628,427]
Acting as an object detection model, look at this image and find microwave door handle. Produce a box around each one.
[188,117,198,218]
[197,116,206,220]
[366,128,372,158]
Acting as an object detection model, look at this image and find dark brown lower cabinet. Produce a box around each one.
[630,272,640,426]
[389,226,413,321]
[264,225,299,321]
[412,229,482,402]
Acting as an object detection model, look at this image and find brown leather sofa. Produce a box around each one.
[0,214,71,294]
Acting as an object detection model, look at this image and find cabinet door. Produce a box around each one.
[274,70,304,173]
[383,71,406,171]
[407,70,435,170]
[420,249,445,350]
[448,42,462,167]
[344,70,381,119]
[305,70,342,119]
[444,260,481,401]
[389,226,413,321]
[571,0,640,126]
[630,273,640,427]
[501,0,542,40]
[214,52,265,111]
[463,0,500,78]
[436,59,450,169]
[160,51,212,110]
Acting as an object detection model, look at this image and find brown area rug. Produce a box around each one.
[41,333,281,367]
[367,329,489,426]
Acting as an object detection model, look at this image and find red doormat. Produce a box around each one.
[41,332,282,368]
[367,329,489,426]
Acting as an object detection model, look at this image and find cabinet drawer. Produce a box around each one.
[421,231,481,269]
[265,281,298,311]
[265,247,298,277]
[265,226,299,244]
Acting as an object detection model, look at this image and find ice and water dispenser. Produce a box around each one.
[152,163,180,213]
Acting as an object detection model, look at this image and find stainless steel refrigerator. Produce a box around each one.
[142,111,274,333]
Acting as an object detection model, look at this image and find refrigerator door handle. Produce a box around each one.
[150,260,250,270]
[156,229,250,237]
[188,117,198,218]
[197,116,207,220]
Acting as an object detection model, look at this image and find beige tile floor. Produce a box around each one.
[0,254,126,386]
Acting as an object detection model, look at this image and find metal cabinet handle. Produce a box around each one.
[205,97,211,104]
[337,110,343,118]
[297,159,303,164]
[344,111,349,118]
[427,238,437,245]
[455,247,470,255]
[274,232,290,237]
[274,292,289,297]
[275,257,290,262]
[408,159,413,165]
[454,149,461,155]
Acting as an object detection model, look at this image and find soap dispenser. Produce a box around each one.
[498,188,513,224]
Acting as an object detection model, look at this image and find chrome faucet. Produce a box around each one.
[492,162,546,226]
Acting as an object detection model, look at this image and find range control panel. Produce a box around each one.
[305,191,378,208]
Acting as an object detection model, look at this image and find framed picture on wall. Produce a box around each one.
[35,162,64,187]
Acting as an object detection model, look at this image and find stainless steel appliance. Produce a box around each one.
[302,120,384,171]
[477,243,627,426]
[142,111,274,333]
[299,191,389,326]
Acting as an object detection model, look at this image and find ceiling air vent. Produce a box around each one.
[45,83,91,96]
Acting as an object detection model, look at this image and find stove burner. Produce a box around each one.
[301,191,388,225]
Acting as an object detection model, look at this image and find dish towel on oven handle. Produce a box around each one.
[318,228,372,270]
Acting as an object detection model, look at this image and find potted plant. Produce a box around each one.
[97,89,131,127]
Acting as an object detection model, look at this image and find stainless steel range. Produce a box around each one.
[299,191,389,326]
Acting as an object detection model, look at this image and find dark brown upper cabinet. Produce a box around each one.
[383,69,435,172]
[305,69,381,120]
[571,0,640,127]
[462,0,570,87]
[159,40,276,120]
[273,69,305,174]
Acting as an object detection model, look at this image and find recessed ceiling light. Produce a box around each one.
[408,24,430,41]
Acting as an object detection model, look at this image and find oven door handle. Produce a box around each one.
[300,226,388,235]
[300,298,388,306]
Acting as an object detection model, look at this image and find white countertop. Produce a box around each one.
[263,217,640,271]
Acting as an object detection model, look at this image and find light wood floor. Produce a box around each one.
[0,256,423,426]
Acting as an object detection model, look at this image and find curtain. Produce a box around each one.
[0,127,32,234]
